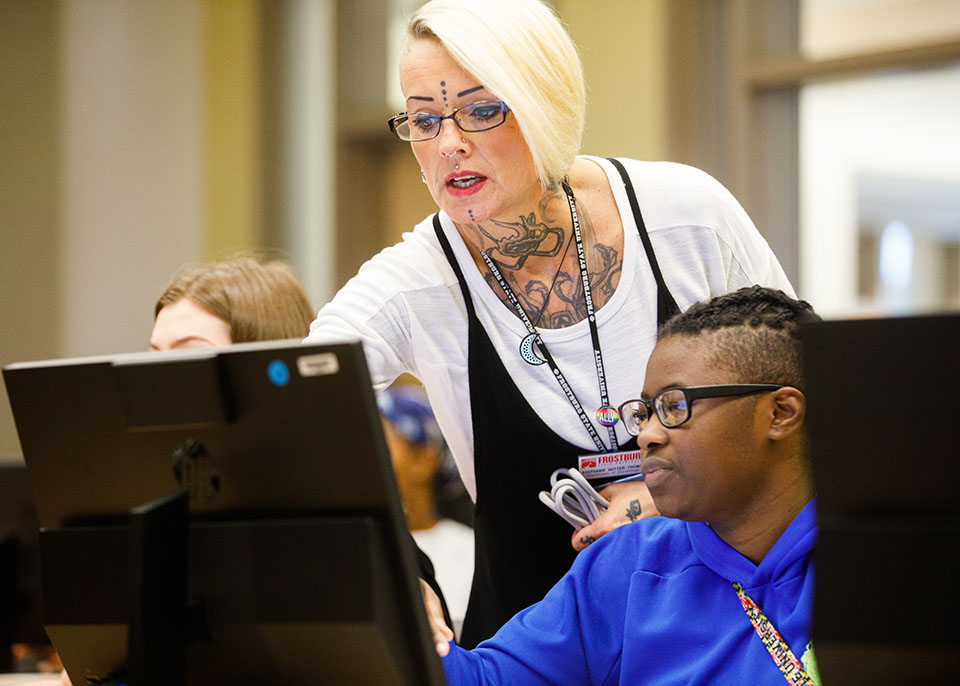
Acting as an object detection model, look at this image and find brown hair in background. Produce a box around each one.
[155,255,315,343]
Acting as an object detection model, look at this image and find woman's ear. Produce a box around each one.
[766,387,806,441]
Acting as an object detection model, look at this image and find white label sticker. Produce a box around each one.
[296,352,340,377]
[578,450,644,480]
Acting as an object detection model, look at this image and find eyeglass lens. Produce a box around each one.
[620,402,646,435]
[620,389,690,435]
[655,389,689,427]
[393,101,506,141]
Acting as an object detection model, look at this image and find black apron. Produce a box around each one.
[433,158,679,648]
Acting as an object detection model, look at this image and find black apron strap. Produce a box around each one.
[606,157,681,326]
[433,212,582,648]
[430,178,681,645]
[433,214,477,320]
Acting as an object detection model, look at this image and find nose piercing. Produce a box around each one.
[443,150,460,168]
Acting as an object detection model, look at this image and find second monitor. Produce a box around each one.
[3,340,446,686]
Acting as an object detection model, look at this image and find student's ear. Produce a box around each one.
[765,387,805,441]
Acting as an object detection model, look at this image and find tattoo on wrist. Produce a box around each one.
[625,499,643,522]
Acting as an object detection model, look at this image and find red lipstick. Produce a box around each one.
[445,171,487,197]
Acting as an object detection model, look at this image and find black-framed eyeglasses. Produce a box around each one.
[617,384,784,435]
[387,100,510,142]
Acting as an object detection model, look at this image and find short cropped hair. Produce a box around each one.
[658,286,821,389]
[405,0,585,190]
[155,256,315,343]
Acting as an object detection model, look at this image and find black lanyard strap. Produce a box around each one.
[478,179,612,453]
[432,159,679,453]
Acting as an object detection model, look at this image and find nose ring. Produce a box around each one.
[443,151,458,159]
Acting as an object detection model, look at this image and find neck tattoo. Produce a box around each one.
[478,183,579,326]
[530,225,574,328]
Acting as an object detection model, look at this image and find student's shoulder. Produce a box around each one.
[583,517,693,572]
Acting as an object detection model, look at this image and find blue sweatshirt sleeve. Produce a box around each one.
[442,526,637,685]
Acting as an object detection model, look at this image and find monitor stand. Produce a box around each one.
[126,491,189,686]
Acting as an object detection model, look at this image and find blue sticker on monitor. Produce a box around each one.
[267,360,290,387]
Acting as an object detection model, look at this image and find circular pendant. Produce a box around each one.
[519,333,546,366]
[596,405,619,426]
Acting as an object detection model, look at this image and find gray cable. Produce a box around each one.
[538,468,610,529]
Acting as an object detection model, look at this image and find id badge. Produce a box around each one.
[577,449,644,480]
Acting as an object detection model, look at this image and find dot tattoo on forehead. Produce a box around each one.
[440,80,448,106]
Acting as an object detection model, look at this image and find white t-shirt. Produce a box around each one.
[305,157,794,500]
[411,519,475,641]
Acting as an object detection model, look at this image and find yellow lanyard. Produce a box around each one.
[732,582,819,686]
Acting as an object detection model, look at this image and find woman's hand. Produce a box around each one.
[570,480,658,551]
[420,578,455,657]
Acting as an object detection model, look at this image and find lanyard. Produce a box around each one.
[732,582,818,686]
[479,180,618,453]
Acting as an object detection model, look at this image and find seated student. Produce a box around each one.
[378,384,475,640]
[29,255,317,686]
[38,256,452,685]
[150,254,315,349]
[440,285,821,685]
[153,257,458,649]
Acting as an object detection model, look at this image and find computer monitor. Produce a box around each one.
[3,340,446,685]
[801,313,960,685]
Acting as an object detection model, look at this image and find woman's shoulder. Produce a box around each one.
[351,213,454,284]
[586,156,752,234]
[587,156,733,200]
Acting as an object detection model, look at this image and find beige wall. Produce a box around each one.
[2,1,206,459]
[1,2,62,460]
[203,1,262,257]
[58,0,205,357]
[0,1,341,459]
[559,0,670,161]
[0,0,676,459]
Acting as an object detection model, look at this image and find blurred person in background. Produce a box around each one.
[379,384,475,640]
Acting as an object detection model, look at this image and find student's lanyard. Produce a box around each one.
[732,582,819,686]
[478,179,617,454]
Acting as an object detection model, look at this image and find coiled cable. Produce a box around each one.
[538,468,610,529]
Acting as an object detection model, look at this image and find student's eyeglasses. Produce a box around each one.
[617,384,784,435]
[387,100,510,142]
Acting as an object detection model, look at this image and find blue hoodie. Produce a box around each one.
[442,499,817,685]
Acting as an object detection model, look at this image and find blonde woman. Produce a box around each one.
[306,0,794,649]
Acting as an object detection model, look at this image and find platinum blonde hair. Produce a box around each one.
[404,0,585,189]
